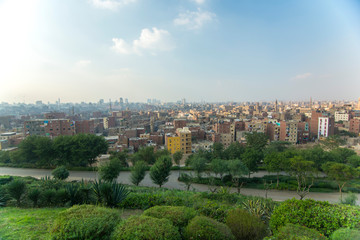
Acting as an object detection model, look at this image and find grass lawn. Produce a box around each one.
[0,207,143,240]
[0,207,65,240]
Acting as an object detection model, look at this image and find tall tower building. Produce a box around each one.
[357,97,360,110]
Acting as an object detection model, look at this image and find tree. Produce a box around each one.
[173,151,183,177]
[330,147,357,164]
[155,149,171,160]
[180,173,193,191]
[173,151,183,167]
[189,155,207,179]
[320,135,346,150]
[135,146,156,165]
[265,141,291,155]
[74,134,109,166]
[212,142,224,159]
[16,135,55,166]
[52,166,69,180]
[287,156,315,200]
[242,148,262,178]
[7,179,27,206]
[150,156,172,188]
[227,159,249,193]
[245,132,268,151]
[98,157,122,182]
[300,146,327,171]
[223,142,245,160]
[32,136,56,166]
[347,155,360,168]
[130,161,148,186]
[264,152,289,187]
[54,134,108,167]
[0,151,10,163]
[210,158,228,180]
[109,151,129,168]
[322,162,359,202]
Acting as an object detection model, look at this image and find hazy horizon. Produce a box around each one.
[1,0,360,103]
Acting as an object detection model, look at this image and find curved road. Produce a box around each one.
[0,167,358,204]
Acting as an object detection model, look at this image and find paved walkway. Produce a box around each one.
[0,167,358,204]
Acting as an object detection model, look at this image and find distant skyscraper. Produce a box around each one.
[357,97,360,110]
[125,98,128,104]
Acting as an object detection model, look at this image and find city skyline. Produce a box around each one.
[1,0,360,103]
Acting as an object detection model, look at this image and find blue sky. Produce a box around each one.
[0,0,360,103]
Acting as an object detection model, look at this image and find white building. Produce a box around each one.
[318,117,331,138]
[334,111,350,122]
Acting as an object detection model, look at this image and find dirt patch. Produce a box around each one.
[120,209,144,219]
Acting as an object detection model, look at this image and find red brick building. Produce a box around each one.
[75,120,95,134]
[349,118,360,136]
[173,119,187,129]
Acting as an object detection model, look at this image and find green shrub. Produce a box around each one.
[41,189,57,206]
[65,183,81,206]
[143,206,197,228]
[51,205,121,240]
[52,166,70,180]
[40,177,64,190]
[341,192,358,206]
[100,182,129,208]
[112,215,181,240]
[6,179,27,206]
[270,199,360,236]
[184,216,235,240]
[0,189,6,207]
[242,199,275,223]
[28,188,41,207]
[56,188,69,206]
[119,191,189,209]
[194,200,233,222]
[226,208,267,240]
[330,228,360,240]
[0,176,13,185]
[272,224,327,240]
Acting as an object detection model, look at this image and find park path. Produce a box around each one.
[0,167,357,204]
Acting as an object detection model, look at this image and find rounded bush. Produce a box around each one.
[225,208,267,240]
[330,228,360,240]
[143,206,197,228]
[112,215,181,240]
[184,216,235,240]
[52,166,69,180]
[273,224,327,240]
[270,199,360,236]
[51,204,121,240]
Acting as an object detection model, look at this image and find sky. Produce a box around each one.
[0,0,360,103]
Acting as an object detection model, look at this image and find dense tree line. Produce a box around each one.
[185,132,360,198]
[0,135,108,167]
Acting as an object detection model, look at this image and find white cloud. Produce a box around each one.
[112,38,132,54]
[75,60,92,67]
[133,28,174,53]
[292,73,312,80]
[112,27,175,55]
[192,0,205,4]
[90,0,136,10]
[174,8,216,30]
